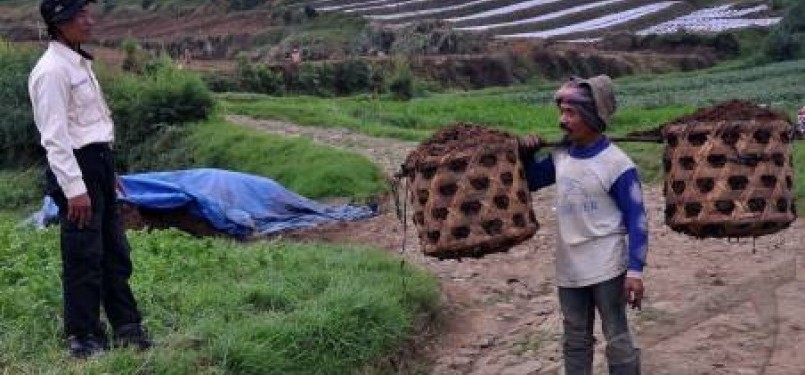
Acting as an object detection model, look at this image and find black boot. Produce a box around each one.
[113,323,152,350]
[67,334,108,359]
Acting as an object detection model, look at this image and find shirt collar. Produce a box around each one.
[49,41,94,66]
[568,136,610,159]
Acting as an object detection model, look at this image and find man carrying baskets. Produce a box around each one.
[519,75,647,375]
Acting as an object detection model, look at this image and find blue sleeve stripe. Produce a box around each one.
[608,168,648,273]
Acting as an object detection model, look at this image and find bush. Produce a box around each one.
[761,0,805,61]
[763,26,800,61]
[336,59,373,95]
[0,42,41,168]
[228,0,264,11]
[104,65,215,171]
[389,70,414,101]
[236,57,285,95]
[298,63,336,97]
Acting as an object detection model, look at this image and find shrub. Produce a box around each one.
[0,41,40,168]
[389,67,414,101]
[336,59,372,95]
[228,0,263,11]
[298,63,336,97]
[763,26,800,62]
[761,0,805,61]
[104,65,215,171]
[236,57,285,95]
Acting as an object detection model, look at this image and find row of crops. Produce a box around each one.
[311,0,782,40]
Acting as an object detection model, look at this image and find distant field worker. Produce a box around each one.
[28,0,151,358]
[797,106,805,138]
[290,47,302,65]
[518,75,647,374]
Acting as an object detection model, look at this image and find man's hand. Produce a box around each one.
[67,193,92,228]
[625,277,644,310]
[518,134,543,155]
[116,174,126,197]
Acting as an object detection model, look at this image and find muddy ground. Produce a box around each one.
[231,115,805,374]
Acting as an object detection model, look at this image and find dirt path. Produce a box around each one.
[229,115,805,375]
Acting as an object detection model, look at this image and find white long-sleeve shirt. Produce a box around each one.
[29,41,115,199]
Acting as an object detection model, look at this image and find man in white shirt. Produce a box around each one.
[519,76,646,374]
[29,0,150,358]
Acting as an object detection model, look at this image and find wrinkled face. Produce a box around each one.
[56,5,94,45]
[559,102,598,146]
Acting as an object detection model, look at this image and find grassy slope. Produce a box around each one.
[185,117,387,200]
[0,223,439,374]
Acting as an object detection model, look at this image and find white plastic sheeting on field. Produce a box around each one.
[447,0,563,23]
[456,0,627,31]
[316,0,395,12]
[343,0,433,13]
[499,1,680,39]
[638,4,781,34]
[365,0,501,21]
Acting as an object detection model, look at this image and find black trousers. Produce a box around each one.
[46,143,142,337]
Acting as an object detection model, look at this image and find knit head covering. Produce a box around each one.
[553,75,617,133]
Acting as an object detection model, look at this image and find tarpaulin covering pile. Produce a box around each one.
[30,168,376,237]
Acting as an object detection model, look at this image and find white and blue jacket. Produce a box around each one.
[522,137,648,287]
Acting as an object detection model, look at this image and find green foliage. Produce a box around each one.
[0,42,40,168]
[228,0,264,11]
[297,63,337,97]
[0,222,439,374]
[336,59,373,95]
[213,58,382,97]
[0,168,43,211]
[120,37,147,73]
[761,0,805,62]
[103,64,215,171]
[763,26,801,62]
[235,57,285,95]
[389,66,415,101]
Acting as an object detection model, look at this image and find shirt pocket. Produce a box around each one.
[71,78,102,125]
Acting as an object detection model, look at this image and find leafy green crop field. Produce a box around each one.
[222,59,805,196]
[0,223,439,374]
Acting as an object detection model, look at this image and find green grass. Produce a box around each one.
[0,168,44,213]
[221,59,805,196]
[0,222,439,375]
[184,117,387,200]
[221,92,695,143]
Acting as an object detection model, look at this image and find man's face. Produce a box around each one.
[56,6,94,44]
[559,102,598,145]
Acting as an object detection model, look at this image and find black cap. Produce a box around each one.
[40,0,95,25]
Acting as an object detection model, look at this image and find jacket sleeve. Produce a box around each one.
[30,69,87,198]
[521,152,556,191]
[608,167,648,278]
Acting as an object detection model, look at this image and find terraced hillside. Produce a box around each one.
[313,0,782,40]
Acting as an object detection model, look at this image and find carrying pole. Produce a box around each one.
[540,135,664,147]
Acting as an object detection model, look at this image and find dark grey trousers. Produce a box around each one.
[558,273,641,375]
[46,143,142,337]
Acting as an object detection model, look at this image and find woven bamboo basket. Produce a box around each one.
[662,119,796,238]
[403,124,538,259]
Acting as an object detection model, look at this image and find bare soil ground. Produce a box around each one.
[229,114,805,375]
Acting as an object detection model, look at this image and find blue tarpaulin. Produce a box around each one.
[31,168,376,237]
